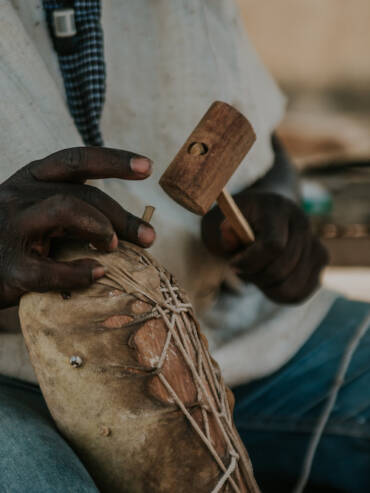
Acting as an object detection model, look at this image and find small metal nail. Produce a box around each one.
[70,355,83,368]
[99,425,111,437]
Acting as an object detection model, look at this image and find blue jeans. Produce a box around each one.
[234,298,370,493]
[1,298,369,492]
[0,376,99,493]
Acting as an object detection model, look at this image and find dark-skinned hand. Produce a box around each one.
[0,147,155,309]
[201,191,329,304]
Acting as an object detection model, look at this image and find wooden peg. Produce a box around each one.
[142,206,155,223]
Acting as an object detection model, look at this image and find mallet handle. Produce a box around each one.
[217,189,255,244]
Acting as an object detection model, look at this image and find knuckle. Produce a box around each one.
[273,284,305,304]
[27,158,42,172]
[24,159,42,181]
[75,270,93,287]
[287,275,320,303]
[60,147,86,172]
[122,212,138,239]
[11,263,39,291]
[80,187,113,226]
[290,287,310,303]
[27,263,46,290]
[85,218,112,240]
[0,185,20,205]
[264,274,308,304]
[266,263,289,284]
[47,194,74,219]
[25,262,64,292]
[106,148,127,168]
[265,237,285,255]
[279,290,298,303]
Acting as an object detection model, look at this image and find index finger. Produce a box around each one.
[28,147,152,183]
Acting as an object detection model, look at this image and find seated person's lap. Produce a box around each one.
[233,297,370,493]
[1,298,369,492]
[0,376,98,493]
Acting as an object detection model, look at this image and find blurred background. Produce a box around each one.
[238,0,370,301]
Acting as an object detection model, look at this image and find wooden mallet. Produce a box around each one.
[160,101,256,244]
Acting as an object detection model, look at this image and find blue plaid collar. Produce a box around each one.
[43,1,106,146]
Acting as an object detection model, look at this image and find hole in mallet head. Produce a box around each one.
[188,142,208,156]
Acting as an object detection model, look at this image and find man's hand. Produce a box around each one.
[201,191,329,304]
[0,147,155,308]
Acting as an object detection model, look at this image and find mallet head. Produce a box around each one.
[159,101,256,216]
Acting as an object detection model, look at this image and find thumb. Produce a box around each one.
[201,206,242,257]
[219,219,243,252]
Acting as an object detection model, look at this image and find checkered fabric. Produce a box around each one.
[43,0,106,146]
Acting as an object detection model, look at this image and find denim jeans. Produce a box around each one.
[0,298,369,493]
[0,376,99,493]
[234,298,370,493]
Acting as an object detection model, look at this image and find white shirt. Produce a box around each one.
[0,0,336,385]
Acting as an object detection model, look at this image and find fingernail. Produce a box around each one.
[138,224,156,246]
[108,233,118,251]
[92,266,106,280]
[130,157,152,176]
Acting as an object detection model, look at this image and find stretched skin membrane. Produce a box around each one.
[19,241,259,493]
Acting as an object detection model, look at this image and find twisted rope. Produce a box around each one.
[98,246,258,492]
[152,272,256,492]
